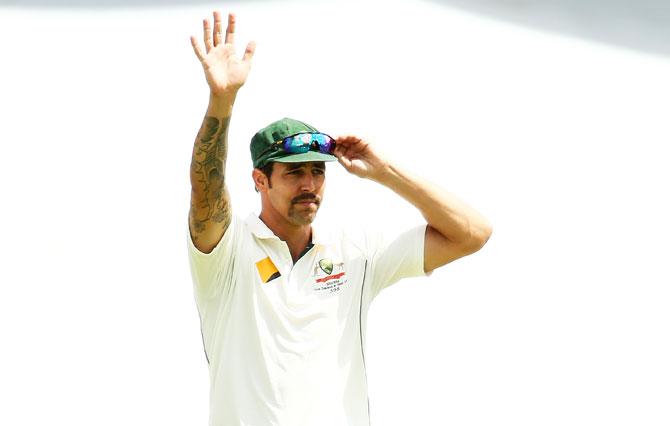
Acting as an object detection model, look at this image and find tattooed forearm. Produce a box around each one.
[189,116,232,240]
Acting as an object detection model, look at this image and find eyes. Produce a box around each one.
[286,167,325,176]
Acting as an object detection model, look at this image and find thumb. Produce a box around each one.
[334,150,353,170]
[242,40,256,63]
[190,36,206,63]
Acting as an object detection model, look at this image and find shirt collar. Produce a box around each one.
[244,213,278,240]
[244,212,331,245]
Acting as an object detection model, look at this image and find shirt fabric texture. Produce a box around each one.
[188,213,427,426]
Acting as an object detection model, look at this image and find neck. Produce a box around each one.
[259,210,312,262]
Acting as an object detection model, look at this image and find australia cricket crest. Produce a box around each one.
[312,257,347,294]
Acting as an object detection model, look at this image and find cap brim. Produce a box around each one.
[272,152,338,164]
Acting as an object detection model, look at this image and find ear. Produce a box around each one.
[252,168,268,192]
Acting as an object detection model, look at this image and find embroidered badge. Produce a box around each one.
[318,258,333,275]
[312,258,347,294]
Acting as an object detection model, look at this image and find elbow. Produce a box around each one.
[464,222,493,253]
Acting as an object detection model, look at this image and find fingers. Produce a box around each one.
[243,41,256,63]
[190,36,206,62]
[333,135,369,162]
[335,135,362,143]
[334,135,365,150]
[333,145,353,163]
[213,11,224,47]
[225,13,236,44]
[202,18,213,52]
[196,11,250,59]
[336,153,352,170]
[331,145,351,165]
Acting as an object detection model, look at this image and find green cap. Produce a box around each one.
[250,117,337,169]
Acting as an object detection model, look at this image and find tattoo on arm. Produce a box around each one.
[189,116,232,240]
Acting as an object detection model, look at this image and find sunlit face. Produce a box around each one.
[258,161,326,226]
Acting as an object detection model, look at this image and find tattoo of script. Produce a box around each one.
[189,116,232,239]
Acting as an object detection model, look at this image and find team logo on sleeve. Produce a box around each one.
[312,258,347,293]
[256,257,281,283]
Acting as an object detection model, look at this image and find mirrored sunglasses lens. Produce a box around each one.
[284,134,311,152]
[296,134,312,144]
[313,134,333,153]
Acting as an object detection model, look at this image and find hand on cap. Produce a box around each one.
[190,11,256,97]
[333,135,390,182]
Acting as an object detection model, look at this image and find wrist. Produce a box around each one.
[370,161,397,185]
[207,91,238,117]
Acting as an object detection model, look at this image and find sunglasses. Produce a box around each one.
[263,132,336,156]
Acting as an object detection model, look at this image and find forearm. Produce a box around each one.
[373,162,492,246]
[189,93,236,248]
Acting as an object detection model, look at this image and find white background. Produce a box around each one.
[1,0,669,425]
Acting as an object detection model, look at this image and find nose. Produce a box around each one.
[300,173,316,192]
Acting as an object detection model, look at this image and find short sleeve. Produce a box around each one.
[368,225,427,299]
[187,215,241,300]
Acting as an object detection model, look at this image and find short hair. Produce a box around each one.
[255,162,274,192]
[259,162,274,180]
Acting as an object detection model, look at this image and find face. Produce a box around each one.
[256,161,326,226]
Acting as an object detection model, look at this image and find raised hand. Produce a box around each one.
[190,11,256,97]
[333,135,390,181]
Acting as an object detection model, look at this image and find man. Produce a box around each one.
[187,11,492,426]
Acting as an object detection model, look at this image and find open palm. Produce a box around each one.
[190,12,255,96]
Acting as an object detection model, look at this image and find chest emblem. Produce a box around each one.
[318,258,333,275]
[312,258,347,293]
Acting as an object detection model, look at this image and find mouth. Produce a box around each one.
[292,195,320,206]
[295,200,318,207]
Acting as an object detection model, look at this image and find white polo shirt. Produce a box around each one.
[188,213,427,426]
